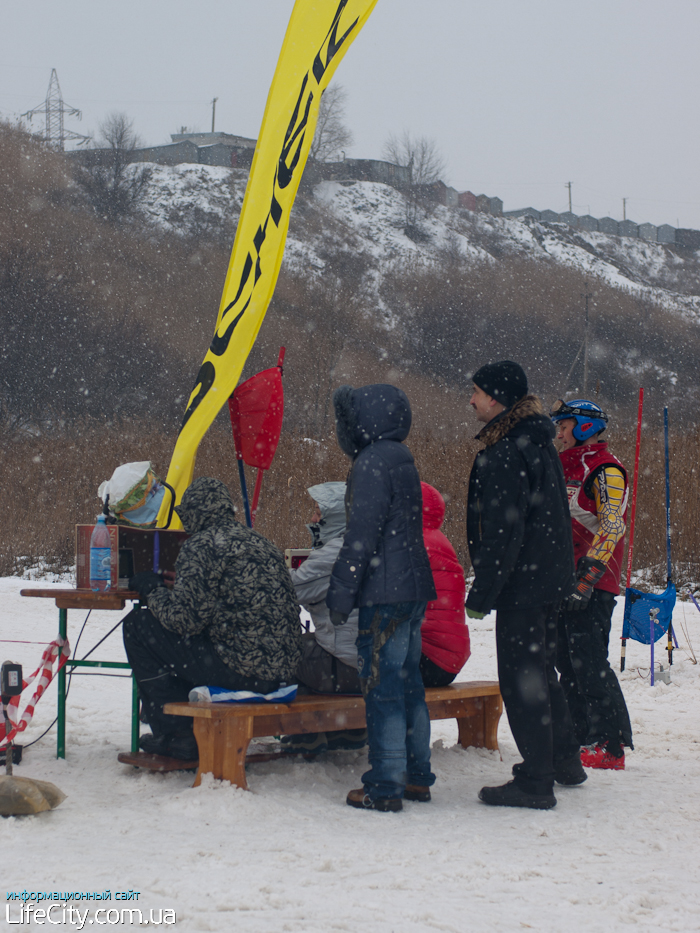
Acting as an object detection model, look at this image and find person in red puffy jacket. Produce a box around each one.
[420,482,471,686]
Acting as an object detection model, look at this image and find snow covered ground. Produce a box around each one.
[1,575,699,932]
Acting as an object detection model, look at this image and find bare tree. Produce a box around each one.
[382,131,446,185]
[310,85,353,162]
[75,112,152,223]
[382,131,447,235]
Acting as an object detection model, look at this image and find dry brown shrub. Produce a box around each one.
[2,416,697,590]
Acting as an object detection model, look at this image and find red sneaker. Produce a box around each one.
[580,743,625,770]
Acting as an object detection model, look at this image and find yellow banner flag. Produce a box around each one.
[158,0,377,527]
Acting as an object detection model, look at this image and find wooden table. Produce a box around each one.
[20,589,140,758]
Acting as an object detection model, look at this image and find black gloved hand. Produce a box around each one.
[565,557,606,611]
[329,609,349,626]
[128,570,165,600]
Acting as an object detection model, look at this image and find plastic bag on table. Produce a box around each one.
[98,461,166,527]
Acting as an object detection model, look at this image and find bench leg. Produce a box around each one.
[455,696,503,751]
[192,716,253,790]
[456,697,484,749]
[483,695,502,751]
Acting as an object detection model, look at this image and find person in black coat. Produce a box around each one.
[327,384,437,812]
[465,361,583,809]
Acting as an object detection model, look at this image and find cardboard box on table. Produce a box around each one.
[76,525,188,589]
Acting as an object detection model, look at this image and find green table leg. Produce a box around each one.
[57,607,67,759]
[131,675,140,754]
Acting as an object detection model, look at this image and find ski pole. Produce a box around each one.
[687,589,700,615]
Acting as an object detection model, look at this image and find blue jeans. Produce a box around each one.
[357,601,435,800]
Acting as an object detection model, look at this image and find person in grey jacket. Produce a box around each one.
[283,482,367,755]
[291,482,361,695]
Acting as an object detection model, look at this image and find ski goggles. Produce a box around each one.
[549,399,608,423]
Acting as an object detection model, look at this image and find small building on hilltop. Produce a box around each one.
[311,158,410,189]
[676,228,700,250]
[130,140,200,165]
[170,131,256,149]
[558,211,578,226]
[474,194,502,216]
[657,224,676,245]
[618,220,639,238]
[504,207,541,220]
[577,215,599,232]
[598,217,619,235]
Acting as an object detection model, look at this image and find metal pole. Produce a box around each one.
[211,97,218,133]
[621,388,644,671]
[250,469,265,528]
[57,607,67,758]
[2,704,13,776]
[583,284,590,396]
[131,676,140,754]
[664,407,672,583]
[237,458,253,528]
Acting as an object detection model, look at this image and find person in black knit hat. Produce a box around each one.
[470,360,529,409]
[465,361,584,809]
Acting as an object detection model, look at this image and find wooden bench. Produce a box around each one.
[164,680,502,790]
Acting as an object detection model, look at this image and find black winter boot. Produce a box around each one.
[479,780,556,810]
[554,754,588,786]
[140,732,198,761]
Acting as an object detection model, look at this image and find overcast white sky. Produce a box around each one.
[2,0,699,228]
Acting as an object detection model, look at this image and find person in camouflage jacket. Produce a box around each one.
[123,477,302,759]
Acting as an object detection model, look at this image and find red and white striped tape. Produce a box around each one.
[1,638,71,747]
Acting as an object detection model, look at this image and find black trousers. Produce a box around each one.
[296,633,362,695]
[557,590,633,750]
[419,653,457,688]
[122,608,279,737]
[496,604,580,795]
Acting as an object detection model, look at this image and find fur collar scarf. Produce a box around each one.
[475,395,546,448]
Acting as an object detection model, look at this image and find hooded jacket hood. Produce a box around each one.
[421,482,445,531]
[174,477,237,535]
[333,384,412,458]
[306,481,347,547]
[476,395,554,449]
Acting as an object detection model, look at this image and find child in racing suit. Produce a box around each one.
[551,399,633,770]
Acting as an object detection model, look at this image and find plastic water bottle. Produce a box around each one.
[90,514,112,591]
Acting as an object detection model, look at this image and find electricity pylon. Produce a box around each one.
[21,69,90,151]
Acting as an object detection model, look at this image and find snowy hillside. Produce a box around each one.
[133,163,700,322]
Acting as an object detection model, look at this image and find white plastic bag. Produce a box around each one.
[98,461,165,527]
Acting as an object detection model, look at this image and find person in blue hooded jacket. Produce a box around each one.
[326,384,437,812]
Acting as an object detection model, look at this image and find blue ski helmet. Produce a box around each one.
[550,398,608,442]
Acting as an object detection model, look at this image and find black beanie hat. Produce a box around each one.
[472,361,528,408]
